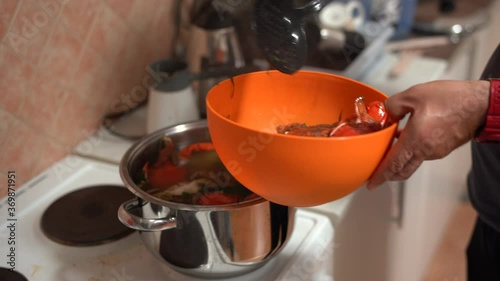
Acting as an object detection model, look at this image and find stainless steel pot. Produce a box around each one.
[118,120,295,279]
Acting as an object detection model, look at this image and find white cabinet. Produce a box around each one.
[383,33,479,281]
[325,141,471,281]
[385,142,471,281]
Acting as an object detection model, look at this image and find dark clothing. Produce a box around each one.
[468,141,500,234]
[467,217,500,281]
[467,43,500,280]
[468,43,500,234]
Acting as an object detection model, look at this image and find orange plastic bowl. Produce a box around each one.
[206,70,397,207]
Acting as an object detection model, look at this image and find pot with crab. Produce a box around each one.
[118,120,295,279]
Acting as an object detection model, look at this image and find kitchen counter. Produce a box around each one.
[74,128,136,165]
[73,106,147,165]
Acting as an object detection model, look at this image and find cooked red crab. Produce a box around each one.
[142,137,258,205]
[276,97,390,137]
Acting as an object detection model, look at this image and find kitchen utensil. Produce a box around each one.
[252,0,322,74]
[100,59,188,140]
[146,60,199,134]
[206,70,398,207]
[146,70,200,134]
[170,0,185,59]
[118,120,295,279]
[317,27,367,53]
[188,0,247,117]
[367,0,417,40]
[146,58,259,133]
[319,1,366,31]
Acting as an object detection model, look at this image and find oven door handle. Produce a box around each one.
[118,198,177,231]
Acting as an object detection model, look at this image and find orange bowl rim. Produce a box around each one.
[206,70,399,141]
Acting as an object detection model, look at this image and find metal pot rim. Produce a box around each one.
[119,119,268,211]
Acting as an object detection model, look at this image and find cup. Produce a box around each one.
[319,0,366,31]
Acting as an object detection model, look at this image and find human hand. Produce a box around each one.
[366,80,490,190]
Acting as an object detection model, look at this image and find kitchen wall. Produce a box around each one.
[0,0,178,195]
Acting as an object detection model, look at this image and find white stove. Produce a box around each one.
[0,155,335,281]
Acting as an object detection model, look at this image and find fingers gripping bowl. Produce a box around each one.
[206,70,398,207]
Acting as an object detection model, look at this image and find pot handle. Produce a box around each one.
[118,198,177,231]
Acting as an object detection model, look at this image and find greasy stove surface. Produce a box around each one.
[41,185,135,246]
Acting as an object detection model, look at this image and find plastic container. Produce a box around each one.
[206,70,398,207]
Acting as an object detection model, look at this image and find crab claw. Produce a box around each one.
[149,136,175,168]
[366,101,388,127]
[354,97,378,124]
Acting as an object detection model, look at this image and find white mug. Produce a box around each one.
[146,84,200,134]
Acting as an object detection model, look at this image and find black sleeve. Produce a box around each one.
[481,43,500,80]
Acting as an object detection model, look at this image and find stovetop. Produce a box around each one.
[0,155,335,281]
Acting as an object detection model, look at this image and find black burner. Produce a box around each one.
[0,268,29,281]
[41,185,135,246]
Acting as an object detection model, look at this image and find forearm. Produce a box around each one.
[468,80,491,137]
[368,43,500,188]
[368,79,490,188]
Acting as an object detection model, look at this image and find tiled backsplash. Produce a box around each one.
[0,0,177,192]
